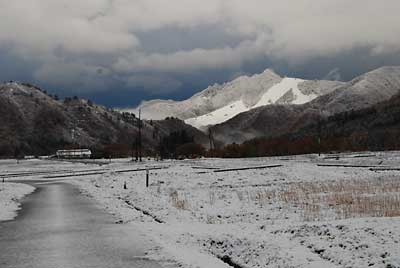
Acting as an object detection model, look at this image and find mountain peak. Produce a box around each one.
[354,66,400,81]
[261,68,280,77]
[371,66,400,73]
[350,66,400,86]
[229,69,281,84]
[0,82,41,96]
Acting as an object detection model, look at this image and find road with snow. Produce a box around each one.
[0,181,167,268]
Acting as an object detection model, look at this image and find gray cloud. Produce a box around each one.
[1,0,400,97]
[33,61,112,91]
[113,36,267,73]
[126,74,182,94]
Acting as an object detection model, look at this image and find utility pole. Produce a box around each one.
[72,128,75,147]
[131,138,136,162]
[318,111,323,157]
[138,109,142,162]
[208,128,215,150]
[135,136,139,162]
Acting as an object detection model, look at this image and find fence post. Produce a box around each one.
[146,169,149,188]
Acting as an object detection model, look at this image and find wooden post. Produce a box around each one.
[318,137,321,157]
[318,110,324,157]
[124,181,127,189]
[146,169,149,187]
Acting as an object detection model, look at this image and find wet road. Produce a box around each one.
[0,182,165,268]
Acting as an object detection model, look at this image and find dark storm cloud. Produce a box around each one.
[1,0,400,107]
[135,24,250,54]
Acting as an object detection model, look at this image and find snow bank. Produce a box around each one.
[0,183,35,221]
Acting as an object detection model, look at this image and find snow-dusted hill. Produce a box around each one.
[128,69,343,130]
[211,66,400,144]
[185,77,324,130]
[0,82,209,156]
[128,69,282,121]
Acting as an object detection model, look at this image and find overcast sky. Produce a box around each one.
[1,0,400,107]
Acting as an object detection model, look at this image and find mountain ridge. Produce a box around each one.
[127,68,344,129]
[212,90,400,158]
[211,66,400,144]
[0,82,209,157]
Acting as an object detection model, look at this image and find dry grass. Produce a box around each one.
[170,190,188,210]
[209,191,216,205]
[254,177,400,221]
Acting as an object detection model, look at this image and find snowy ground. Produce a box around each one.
[2,153,400,267]
[0,182,35,221]
[0,158,104,222]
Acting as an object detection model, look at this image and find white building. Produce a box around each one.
[56,149,92,159]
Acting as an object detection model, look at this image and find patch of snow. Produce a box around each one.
[253,77,315,107]
[185,100,250,130]
[0,182,35,221]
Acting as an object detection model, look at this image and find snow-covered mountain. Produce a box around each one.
[128,69,281,120]
[211,66,400,144]
[128,69,344,130]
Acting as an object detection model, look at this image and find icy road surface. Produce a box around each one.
[0,181,167,268]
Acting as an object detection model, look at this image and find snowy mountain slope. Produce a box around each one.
[185,100,250,131]
[127,69,343,130]
[126,69,282,120]
[254,78,309,107]
[185,77,325,130]
[211,66,400,144]
[316,66,400,114]
[187,77,346,130]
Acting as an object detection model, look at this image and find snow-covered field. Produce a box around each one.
[0,182,35,221]
[2,153,400,267]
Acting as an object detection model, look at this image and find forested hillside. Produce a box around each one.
[210,91,400,157]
